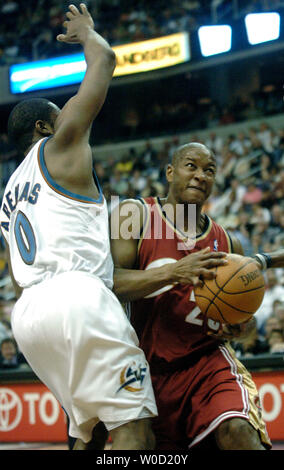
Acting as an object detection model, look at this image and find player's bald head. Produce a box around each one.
[171,142,216,167]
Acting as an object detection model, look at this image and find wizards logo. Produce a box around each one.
[117,362,147,393]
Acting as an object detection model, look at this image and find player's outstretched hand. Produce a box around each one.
[170,247,228,287]
[57,3,94,44]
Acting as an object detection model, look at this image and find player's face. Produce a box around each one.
[166,149,216,205]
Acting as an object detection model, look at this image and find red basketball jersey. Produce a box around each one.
[130,196,233,366]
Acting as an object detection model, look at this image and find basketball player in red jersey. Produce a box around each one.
[110,142,284,450]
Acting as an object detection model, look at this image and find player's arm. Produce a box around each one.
[229,233,245,256]
[230,232,284,269]
[253,250,284,270]
[111,200,175,302]
[44,4,115,182]
[230,229,284,270]
[53,3,115,145]
[3,239,23,299]
[111,201,228,302]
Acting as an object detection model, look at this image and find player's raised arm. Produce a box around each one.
[52,3,116,147]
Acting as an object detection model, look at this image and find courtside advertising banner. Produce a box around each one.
[0,382,67,442]
[0,370,283,442]
[253,371,284,441]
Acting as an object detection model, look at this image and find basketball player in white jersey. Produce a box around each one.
[0,4,157,449]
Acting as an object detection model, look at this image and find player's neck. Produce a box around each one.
[161,197,205,236]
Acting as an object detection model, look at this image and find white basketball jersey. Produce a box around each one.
[0,137,114,289]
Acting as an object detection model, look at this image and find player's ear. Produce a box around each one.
[35,120,53,136]
[166,164,174,183]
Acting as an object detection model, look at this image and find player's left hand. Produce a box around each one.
[57,3,94,44]
[207,317,257,341]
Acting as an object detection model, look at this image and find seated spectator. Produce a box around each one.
[109,169,129,196]
[134,141,158,172]
[273,168,284,202]
[242,181,263,206]
[0,321,8,343]
[129,169,147,194]
[232,320,269,358]
[219,106,235,125]
[0,337,26,369]
[270,203,283,228]
[114,151,136,175]
[274,301,284,332]
[263,314,282,342]
[267,329,284,354]
[254,270,284,334]
[250,203,271,226]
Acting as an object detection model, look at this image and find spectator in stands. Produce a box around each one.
[273,168,284,202]
[219,106,235,125]
[263,313,282,341]
[267,329,284,354]
[232,319,269,357]
[270,203,283,228]
[109,168,129,196]
[274,301,284,332]
[274,213,284,247]
[0,321,8,343]
[134,141,158,172]
[0,133,18,186]
[257,122,274,153]
[114,150,136,175]
[242,181,263,206]
[0,337,26,369]
[129,169,147,194]
[250,203,271,226]
[254,270,284,334]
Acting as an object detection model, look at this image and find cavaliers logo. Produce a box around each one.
[117,362,147,393]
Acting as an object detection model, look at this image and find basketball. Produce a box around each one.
[194,253,266,325]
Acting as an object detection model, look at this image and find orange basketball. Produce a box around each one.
[194,253,266,325]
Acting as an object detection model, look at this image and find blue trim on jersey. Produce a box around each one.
[39,137,103,204]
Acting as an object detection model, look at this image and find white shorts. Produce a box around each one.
[11,271,157,442]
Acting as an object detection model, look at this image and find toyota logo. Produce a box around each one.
[0,388,22,431]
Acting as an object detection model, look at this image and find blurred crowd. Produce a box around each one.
[2,116,284,368]
[97,118,284,359]
[0,0,283,64]
[100,84,284,144]
[1,0,284,369]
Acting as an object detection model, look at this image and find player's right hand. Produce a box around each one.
[57,3,94,44]
[169,247,228,287]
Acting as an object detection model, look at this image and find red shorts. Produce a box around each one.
[150,343,271,450]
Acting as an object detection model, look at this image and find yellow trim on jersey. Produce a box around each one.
[222,228,233,253]
[221,343,272,449]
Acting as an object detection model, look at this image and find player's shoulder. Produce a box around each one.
[210,217,244,255]
[110,198,147,236]
[118,197,147,212]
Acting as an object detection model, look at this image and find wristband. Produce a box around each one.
[261,252,273,268]
[254,254,267,270]
[254,253,273,270]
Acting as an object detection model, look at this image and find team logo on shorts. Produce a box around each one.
[117,361,147,393]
